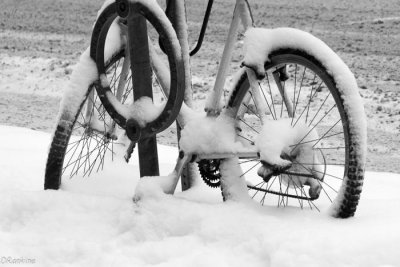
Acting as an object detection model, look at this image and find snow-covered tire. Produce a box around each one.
[45,51,130,190]
[224,49,366,218]
[45,1,185,190]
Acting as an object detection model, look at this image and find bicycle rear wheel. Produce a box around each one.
[225,49,366,218]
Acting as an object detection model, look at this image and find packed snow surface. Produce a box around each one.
[0,125,399,267]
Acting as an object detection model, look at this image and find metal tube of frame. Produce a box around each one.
[205,0,252,114]
[239,0,253,29]
[196,151,259,160]
[165,0,198,191]
[165,0,193,107]
[127,11,160,177]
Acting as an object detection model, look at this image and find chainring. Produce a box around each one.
[198,159,222,188]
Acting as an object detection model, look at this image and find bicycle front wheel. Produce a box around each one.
[44,51,135,190]
[45,1,184,190]
[225,49,366,218]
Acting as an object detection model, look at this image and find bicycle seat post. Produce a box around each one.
[117,0,160,177]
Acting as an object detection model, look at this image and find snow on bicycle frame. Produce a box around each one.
[46,0,367,218]
[176,26,366,214]
[123,0,366,216]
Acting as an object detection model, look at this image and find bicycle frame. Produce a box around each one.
[204,0,253,114]
[156,0,261,191]
[89,0,260,185]
[143,0,255,115]
[45,0,367,217]
[164,0,255,113]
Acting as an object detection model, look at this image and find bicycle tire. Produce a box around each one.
[44,51,133,190]
[223,49,366,218]
[45,2,184,190]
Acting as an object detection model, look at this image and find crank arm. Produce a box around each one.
[161,151,193,195]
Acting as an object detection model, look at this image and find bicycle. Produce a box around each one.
[45,0,367,218]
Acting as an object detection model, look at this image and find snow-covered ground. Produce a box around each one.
[1,1,400,265]
[0,125,399,267]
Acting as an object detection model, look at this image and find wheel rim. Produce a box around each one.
[232,53,350,211]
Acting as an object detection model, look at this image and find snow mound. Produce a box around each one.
[0,125,398,267]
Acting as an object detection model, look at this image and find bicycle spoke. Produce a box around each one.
[251,89,275,121]
[238,134,254,144]
[264,75,277,120]
[242,102,261,120]
[303,186,320,211]
[250,181,265,199]
[239,158,259,165]
[292,82,321,127]
[289,131,344,147]
[291,65,306,126]
[291,161,345,167]
[70,133,90,177]
[240,162,261,178]
[292,158,344,184]
[279,81,285,118]
[312,119,341,148]
[83,132,94,175]
[291,181,304,208]
[307,92,333,128]
[63,134,88,175]
[290,104,337,154]
[238,118,259,134]
[318,180,335,203]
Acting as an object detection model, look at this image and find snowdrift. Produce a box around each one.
[0,126,399,267]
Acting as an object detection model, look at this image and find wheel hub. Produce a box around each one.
[257,160,292,183]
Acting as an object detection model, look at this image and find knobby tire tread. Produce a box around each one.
[225,49,365,218]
